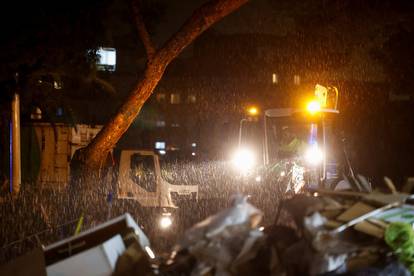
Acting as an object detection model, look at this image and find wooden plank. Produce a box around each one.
[354,221,384,238]
[337,202,375,222]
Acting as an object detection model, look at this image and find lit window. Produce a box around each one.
[96,47,116,72]
[272,73,278,84]
[294,75,300,85]
[191,143,197,147]
[187,95,196,103]
[156,93,166,102]
[54,80,62,89]
[170,94,180,104]
[156,120,166,127]
[53,75,63,89]
[155,141,166,149]
[171,123,180,128]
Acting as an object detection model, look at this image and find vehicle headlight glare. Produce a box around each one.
[232,148,256,172]
[305,145,324,165]
[160,215,172,229]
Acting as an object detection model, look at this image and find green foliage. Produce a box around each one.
[385,222,414,273]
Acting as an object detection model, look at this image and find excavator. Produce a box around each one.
[232,84,343,195]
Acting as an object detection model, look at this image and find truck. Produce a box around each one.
[22,122,198,231]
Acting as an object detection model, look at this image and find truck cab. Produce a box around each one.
[263,105,340,191]
[113,149,198,242]
[116,149,198,209]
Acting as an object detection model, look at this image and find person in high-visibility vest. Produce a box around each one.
[278,126,307,158]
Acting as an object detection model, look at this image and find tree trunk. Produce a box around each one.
[77,0,248,176]
[83,59,167,170]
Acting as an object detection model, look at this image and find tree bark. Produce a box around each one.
[80,0,248,172]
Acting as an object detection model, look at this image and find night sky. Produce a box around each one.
[1,0,413,82]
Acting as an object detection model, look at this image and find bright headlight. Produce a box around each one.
[305,145,324,165]
[159,215,172,229]
[232,148,256,172]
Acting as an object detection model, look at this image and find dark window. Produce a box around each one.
[130,154,156,192]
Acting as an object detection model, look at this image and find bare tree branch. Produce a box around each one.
[131,0,156,60]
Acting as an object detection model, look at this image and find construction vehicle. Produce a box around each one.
[232,84,341,192]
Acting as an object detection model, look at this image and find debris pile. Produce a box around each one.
[161,195,265,275]
[2,188,414,275]
[160,188,414,275]
[269,190,414,275]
